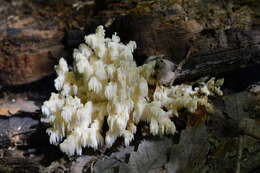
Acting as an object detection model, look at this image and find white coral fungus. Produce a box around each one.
[41,26,223,156]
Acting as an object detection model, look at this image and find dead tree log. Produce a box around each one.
[82,0,260,82]
[0,0,65,86]
[0,0,94,86]
[1,0,260,86]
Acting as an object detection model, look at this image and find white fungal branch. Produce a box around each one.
[41,25,223,156]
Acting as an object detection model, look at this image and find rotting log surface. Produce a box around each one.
[0,0,260,86]
[83,0,260,82]
[0,0,94,86]
[0,1,65,86]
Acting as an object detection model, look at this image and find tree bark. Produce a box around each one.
[83,0,260,82]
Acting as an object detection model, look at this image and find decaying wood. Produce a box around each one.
[0,0,94,86]
[84,0,260,82]
[0,0,260,86]
[0,6,65,86]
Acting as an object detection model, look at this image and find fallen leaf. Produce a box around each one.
[0,94,39,116]
[166,124,209,173]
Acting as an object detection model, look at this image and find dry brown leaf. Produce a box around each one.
[0,94,39,116]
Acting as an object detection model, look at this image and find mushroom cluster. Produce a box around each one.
[41,26,223,156]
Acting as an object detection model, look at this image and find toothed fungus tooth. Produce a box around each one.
[88,77,102,93]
